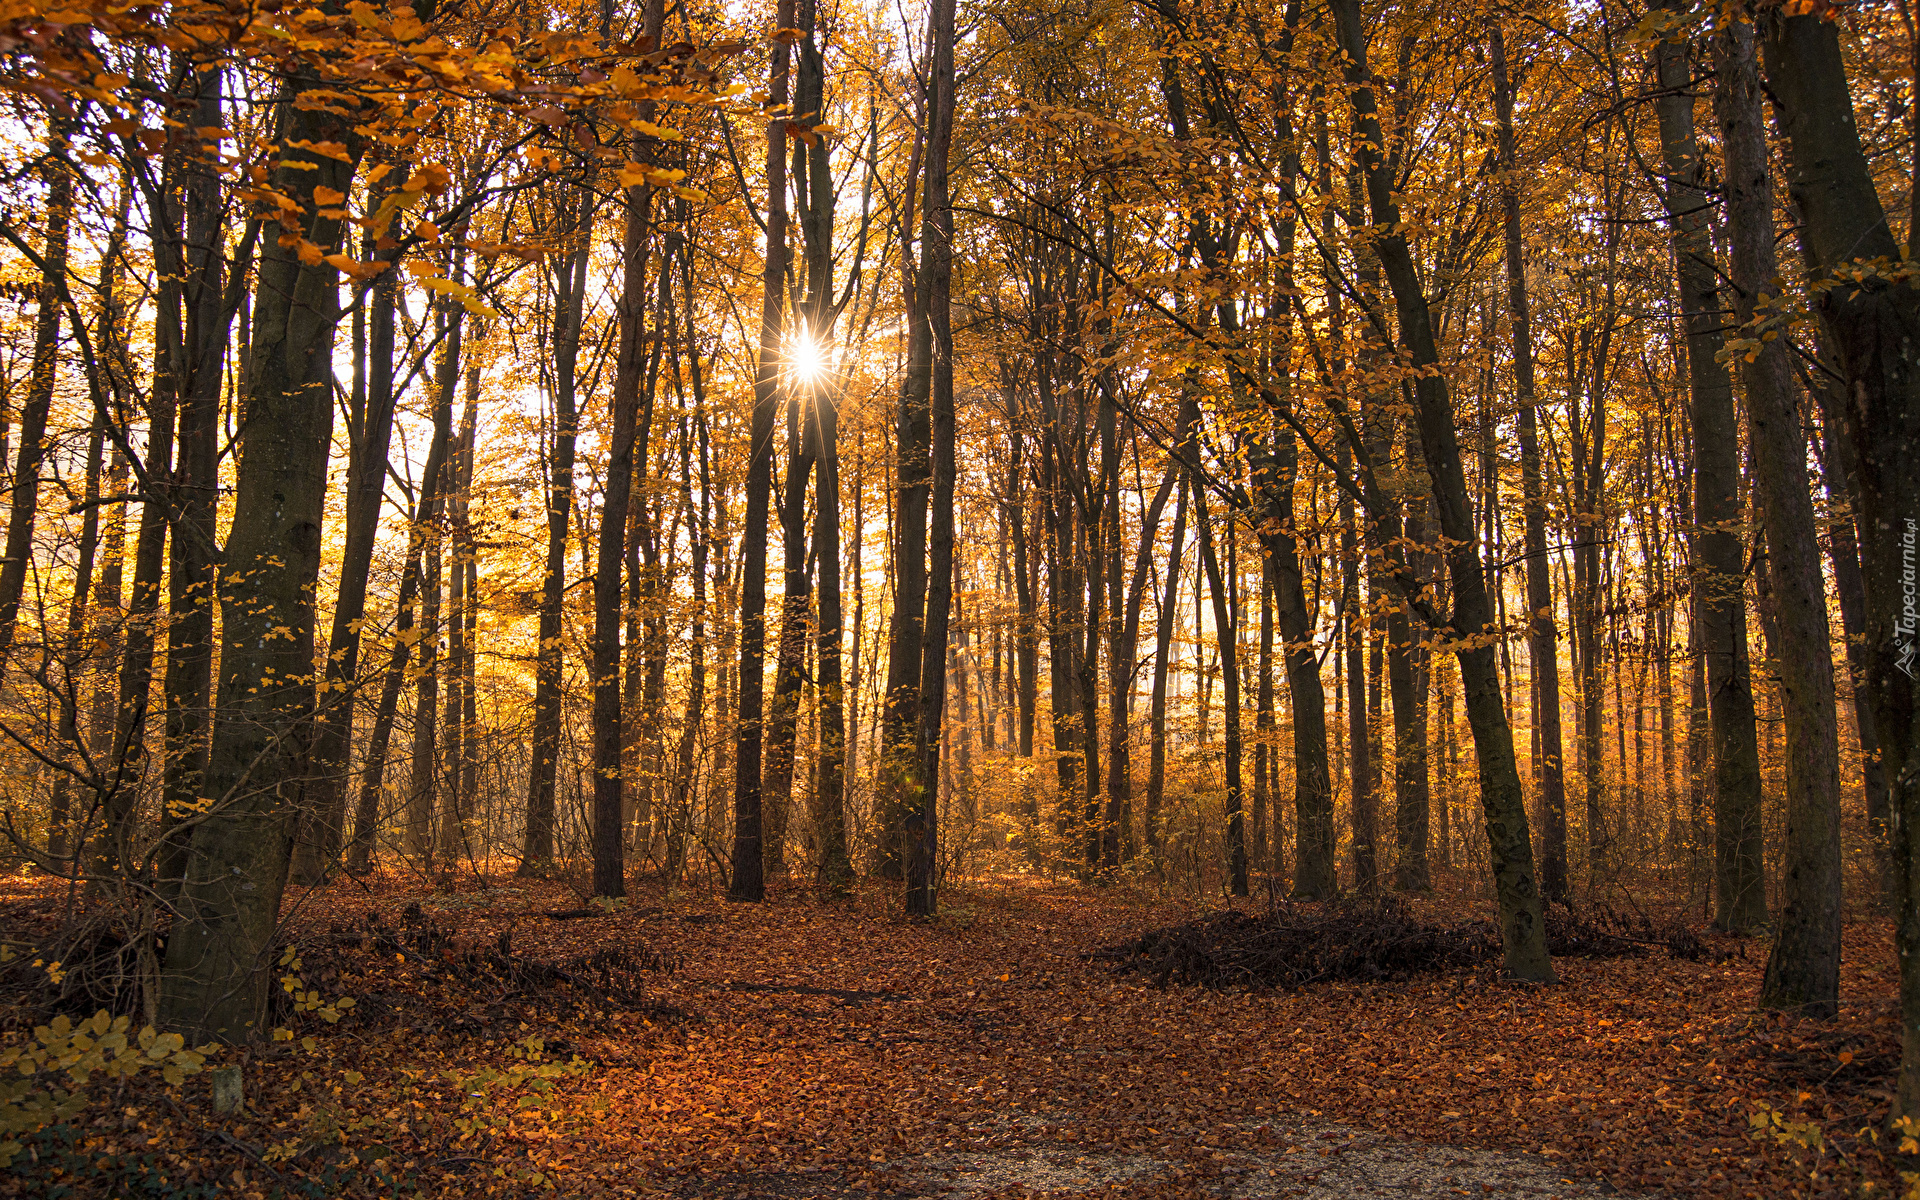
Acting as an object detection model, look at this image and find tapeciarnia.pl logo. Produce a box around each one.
[1900,516,1917,679]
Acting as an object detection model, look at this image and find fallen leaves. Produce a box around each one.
[0,871,1907,1196]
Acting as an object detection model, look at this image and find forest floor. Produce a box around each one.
[0,868,1907,1198]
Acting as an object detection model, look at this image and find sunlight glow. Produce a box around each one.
[788,328,828,387]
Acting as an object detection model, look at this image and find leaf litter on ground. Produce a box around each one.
[0,869,1903,1198]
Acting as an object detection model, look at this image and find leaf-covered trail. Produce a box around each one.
[280,876,1900,1198]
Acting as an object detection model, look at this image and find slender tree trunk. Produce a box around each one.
[797,4,851,887]
[523,199,590,874]
[906,0,956,916]
[594,181,655,901]
[732,0,794,902]
[764,385,816,882]
[1145,473,1188,866]
[406,301,460,866]
[1491,21,1568,902]
[291,172,387,886]
[1194,487,1248,897]
[1389,490,1432,892]
[1809,353,1890,880]
[0,125,72,662]
[158,66,227,892]
[1330,0,1553,979]
[49,418,102,865]
[438,375,478,871]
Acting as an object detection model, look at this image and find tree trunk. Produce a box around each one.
[522,195,590,874]
[1194,487,1248,897]
[1653,0,1766,931]
[906,0,956,916]
[1330,0,1553,980]
[1491,20,1568,902]
[438,373,479,872]
[158,94,363,1040]
[732,0,794,902]
[0,125,72,662]
[406,300,460,866]
[291,172,387,887]
[49,418,102,866]
[593,181,653,901]
[1719,19,1843,1017]
[797,1,851,889]
[1145,471,1187,867]
[158,65,227,891]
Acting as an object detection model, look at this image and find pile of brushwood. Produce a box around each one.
[1097,898,1716,990]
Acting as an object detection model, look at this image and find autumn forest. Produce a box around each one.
[0,0,1915,1190]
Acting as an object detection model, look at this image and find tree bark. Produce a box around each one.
[1329,0,1554,979]
[1491,20,1568,901]
[1652,0,1766,931]
[1144,471,1188,868]
[1194,487,1248,897]
[0,124,72,662]
[732,0,795,902]
[158,87,363,1039]
[1719,17,1840,1016]
[906,0,956,916]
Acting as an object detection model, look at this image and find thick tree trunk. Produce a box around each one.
[158,92,363,1039]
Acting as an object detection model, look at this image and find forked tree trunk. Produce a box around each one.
[158,91,364,1040]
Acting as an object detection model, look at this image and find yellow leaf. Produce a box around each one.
[617,162,686,189]
[630,119,683,142]
[284,138,352,162]
[403,163,450,194]
[313,185,347,206]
